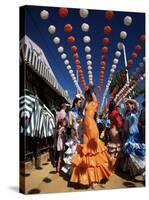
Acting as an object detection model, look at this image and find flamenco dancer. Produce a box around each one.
[122,99,145,177]
[70,85,114,188]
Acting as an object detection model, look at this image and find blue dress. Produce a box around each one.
[123,111,145,176]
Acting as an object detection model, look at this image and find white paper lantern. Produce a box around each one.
[64,59,69,65]
[72,77,76,81]
[89,74,93,78]
[140,76,144,80]
[85,46,91,53]
[61,53,67,60]
[74,80,77,84]
[80,9,89,18]
[111,68,115,73]
[89,77,92,81]
[124,16,132,26]
[48,25,56,34]
[88,71,92,75]
[71,73,75,78]
[58,46,64,53]
[115,51,121,58]
[143,57,145,62]
[86,54,92,60]
[53,37,60,44]
[83,36,91,43]
[40,10,49,20]
[69,70,73,74]
[113,58,119,64]
[81,23,90,32]
[117,42,124,50]
[66,65,71,70]
[87,60,92,66]
[120,31,127,39]
[88,66,92,70]
[139,62,144,67]
[112,64,117,69]
[89,80,93,84]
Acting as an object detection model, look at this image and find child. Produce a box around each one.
[56,119,67,173]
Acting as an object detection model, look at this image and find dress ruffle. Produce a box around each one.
[70,139,114,185]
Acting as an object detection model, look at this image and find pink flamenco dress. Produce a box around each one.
[70,102,114,185]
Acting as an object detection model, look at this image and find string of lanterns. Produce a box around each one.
[97,11,114,103]
[47,23,82,94]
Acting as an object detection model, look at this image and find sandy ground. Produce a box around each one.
[20,161,145,195]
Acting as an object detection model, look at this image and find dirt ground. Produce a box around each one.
[20,161,145,194]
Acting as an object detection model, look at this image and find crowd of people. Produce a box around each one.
[49,85,145,189]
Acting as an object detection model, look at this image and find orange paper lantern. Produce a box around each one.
[64,24,72,33]
[104,25,112,34]
[140,35,145,42]
[71,45,77,52]
[73,53,79,60]
[101,46,108,53]
[68,36,75,43]
[101,55,107,61]
[105,11,114,20]
[102,37,110,44]
[135,44,142,51]
[58,8,68,17]
[75,59,80,65]
[132,52,138,59]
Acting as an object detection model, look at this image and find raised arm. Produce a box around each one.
[89,84,97,102]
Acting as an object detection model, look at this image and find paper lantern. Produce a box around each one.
[71,73,75,78]
[105,11,114,20]
[139,62,144,67]
[64,59,69,65]
[73,53,79,60]
[88,71,92,75]
[53,37,60,44]
[124,16,132,26]
[135,44,142,51]
[88,66,92,70]
[112,64,117,69]
[120,31,127,39]
[102,37,110,44]
[83,36,91,43]
[89,74,93,78]
[140,35,145,42]
[117,42,124,50]
[80,9,89,18]
[40,10,49,20]
[61,53,67,60]
[58,8,68,17]
[100,71,104,75]
[101,55,107,61]
[87,60,92,66]
[132,52,138,59]
[86,54,92,60]
[128,59,133,65]
[71,45,77,52]
[66,65,71,70]
[101,66,105,71]
[101,46,108,53]
[115,51,121,58]
[75,60,81,65]
[48,25,56,34]
[85,46,91,53]
[81,23,90,32]
[100,61,106,66]
[76,65,81,70]
[110,68,115,73]
[64,24,73,33]
[57,46,64,53]
[113,58,119,64]
[104,25,112,34]
[69,70,73,74]
[68,36,75,43]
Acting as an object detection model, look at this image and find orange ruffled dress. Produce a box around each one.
[70,102,114,185]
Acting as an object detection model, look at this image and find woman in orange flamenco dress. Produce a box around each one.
[70,85,114,188]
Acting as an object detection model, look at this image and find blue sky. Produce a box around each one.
[23,5,145,110]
